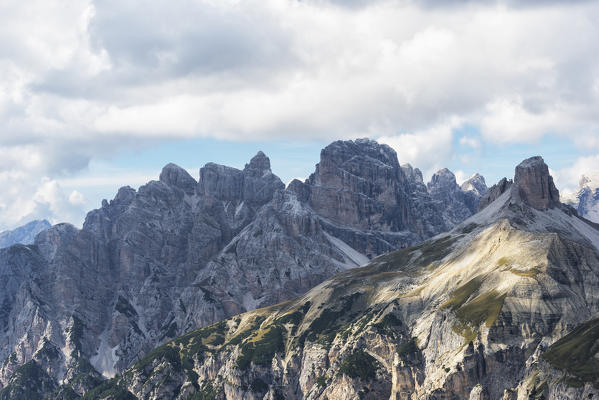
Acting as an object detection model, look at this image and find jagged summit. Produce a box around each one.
[400,163,424,185]
[579,172,599,189]
[244,150,271,175]
[461,156,599,252]
[159,163,197,194]
[477,177,512,211]
[312,139,400,184]
[461,173,487,196]
[477,156,560,214]
[428,168,458,193]
[511,156,560,210]
[563,172,599,223]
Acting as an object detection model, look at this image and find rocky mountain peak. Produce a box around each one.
[310,139,400,187]
[461,173,487,196]
[401,163,424,185]
[244,150,271,176]
[477,177,512,212]
[566,172,599,223]
[578,172,599,192]
[198,153,284,205]
[159,163,197,195]
[511,156,560,210]
[427,168,458,194]
[113,186,136,204]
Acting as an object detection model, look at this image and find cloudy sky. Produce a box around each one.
[1,0,599,230]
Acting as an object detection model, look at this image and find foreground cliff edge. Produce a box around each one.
[41,156,596,400]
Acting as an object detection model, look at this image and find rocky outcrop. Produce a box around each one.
[428,168,484,223]
[159,163,197,195]
[478,178,512,212]
[401,163,425,188]
[80,156,599,400]
[461,173,487,197]
[511,156,560,210]
[0,139,484,397]
[0,220,50,248]
[305,139,413,232]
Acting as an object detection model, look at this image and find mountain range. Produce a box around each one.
[65,155,599,399]
[0,139,488,399]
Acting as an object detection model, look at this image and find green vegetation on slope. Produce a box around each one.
[509,266,541,277]
[81,378,136,400]
[274,301,311,335]
[237,325,285,369]
[353,235,460,280]
[441,277,483,310]
[542,318,599,386]
[397,337,419,362]
[416,236,461,267]
[455,290,506,328]
[338,349,379,381]
[188,381,219,400]
[372,312,403,336]
[134,321,229,375]
[227,315,265,345]
[0,361,56,400]
[442,277,507,343]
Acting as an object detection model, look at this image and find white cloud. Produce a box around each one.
[5,0,598,145]
[378,117,460,179]
[453,170,468,186]
[554,154,599,194]
[0,175,87,229]
[459,136,480,150]
[68,190,86,206]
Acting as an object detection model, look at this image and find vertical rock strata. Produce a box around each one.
[512,156,560,210]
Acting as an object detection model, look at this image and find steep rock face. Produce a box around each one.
[0,139,484,396]
[306,139,413,232]
[95,157,599,400]
[511,156,560,210]
[0,220,51,248]
[303,139,481,242]
[401,164,425,188]
[428,168,485,223]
